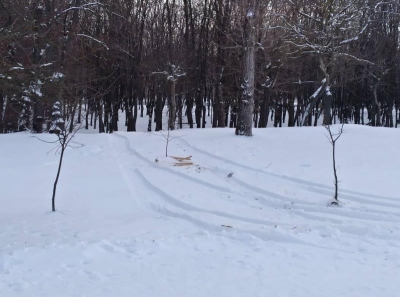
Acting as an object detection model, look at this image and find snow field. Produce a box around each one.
[1,125,400,296]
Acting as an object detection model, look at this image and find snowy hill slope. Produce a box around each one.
[1,126,400,297]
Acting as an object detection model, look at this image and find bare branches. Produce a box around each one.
[77,34,109,50]
[159,128,185,157]
[55,2,104,18]
[325,123,345,145]
[151,63,186,83]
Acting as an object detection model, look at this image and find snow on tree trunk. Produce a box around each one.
[236,0,259,136]
[301,79,328,126]
[323,87,332,125]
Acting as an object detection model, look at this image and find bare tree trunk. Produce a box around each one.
[169,81,176,130]
[85,105,89,130]
[325,124,344,205]
[98,103,105,133]
[332,141,338,202]
[133,98,138,131]
[236,0,259,136]
[323,89,332,125]
[77,98,82,124]
[202,104,206,128]
[217,83,225,127]
[186,94,194,128]
[287,94,295,127]
[147,90,155,132]
[178,94,183,129]
[155,93,163,131]
[0,91,4,134]
[69,103,77,133]
[195,90,202,128]
[373,83,381,127]
[52,141,66,211]
[301,79,328,126]
[127,94,136,132]
[258,87,270,128]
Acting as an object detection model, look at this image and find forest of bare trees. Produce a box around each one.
[1,0,399,135]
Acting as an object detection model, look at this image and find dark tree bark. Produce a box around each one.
[0,91,4,134]
[236,0,259,136]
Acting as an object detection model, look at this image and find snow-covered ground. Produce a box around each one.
[1,125,400,297]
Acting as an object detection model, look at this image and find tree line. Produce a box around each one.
[1,0,399,136]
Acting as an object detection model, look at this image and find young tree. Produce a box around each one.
[325,123,344,205]
[37,103,83,212]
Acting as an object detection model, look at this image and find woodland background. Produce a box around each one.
[1,0,399,135]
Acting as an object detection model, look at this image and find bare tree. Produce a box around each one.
[325,123,345,205]
[35,103,83,211]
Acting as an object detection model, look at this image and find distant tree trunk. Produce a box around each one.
[274,102,283,127]
[147,90,155,132]
[94,112,97,130]
[212,84,218,128]
[155,93,163,131]
[133,97,138,131]
[236,0,259,136]
[186,94,194,128]
[69,103,77,133]
[216,83,225,127]
[127,95,136,132]
[178,94,183,129]
[301,79,328,126]
[287,95,295,127]
[313,106,319,126]
[323,89,332,125]
[258,87,270,128]
[140,97,144,118]
[85,104,89,130]
[373,83,381,127]
[202,105,206,128]
[169,81,177,130]
[0,91,4,134]
[77,98,82,124]
[112,101,118,132]
[195,90,202,128]
[98,103,105,133]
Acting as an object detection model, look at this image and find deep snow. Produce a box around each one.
[1,125,400,297]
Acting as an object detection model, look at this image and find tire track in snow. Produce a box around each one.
[111,134,329,248]
[135,168,282,228]
[109,134,222,233]
[230,175,400,221]
[305,185,400,211]
[175,140,400,222]
[115,133,348,227]
[108,135,145,211]
[114,133,400,244]
[170,137,400,244]
[113,133,287,229]
[113,133,233,194]
[177,138,400,213]
[227,174,400,242]
[132,168,356,252]
[177,138,399,204]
